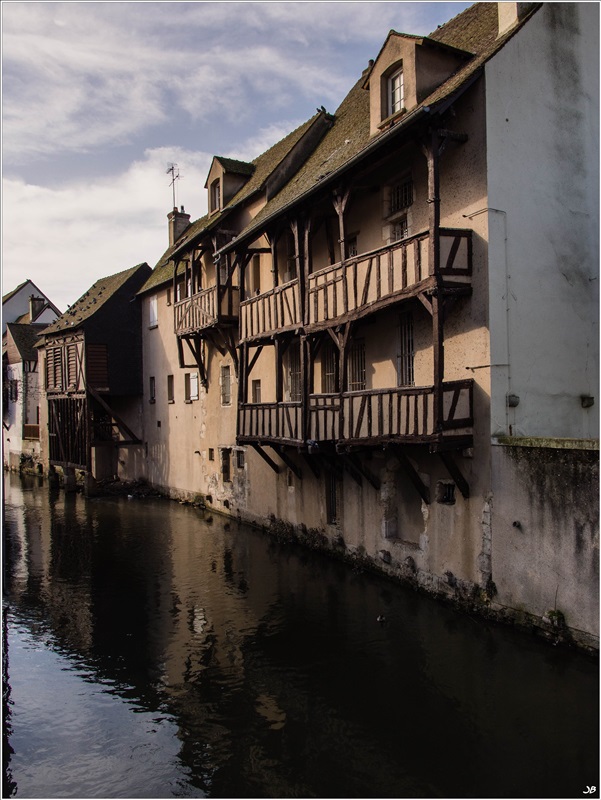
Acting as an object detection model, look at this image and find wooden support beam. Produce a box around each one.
[251,443,281,474]
[342,457,363,487]
[439,452,470,499]
[416,292,433,316]
[391,445,431,505]
[184,336,208,388]
[247,345,264,378]
[87,386,141,444]
[348,453,381,490]
[272,446,302,480]
[301,452,321,479]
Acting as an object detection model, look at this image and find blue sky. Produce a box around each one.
[2,1,472,311]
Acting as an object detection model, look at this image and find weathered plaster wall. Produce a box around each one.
[485,3,600,439]
[490,442,599,646]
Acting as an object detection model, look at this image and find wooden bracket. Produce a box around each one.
[251,443,280,474]
[272,446,302,480]
[348,453,381,490]
[87,386,141,444]
[301,452,321,479]
[439,451,470,499]
[391,445,431,505]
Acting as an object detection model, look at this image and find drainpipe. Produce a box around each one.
[426,128,444,433]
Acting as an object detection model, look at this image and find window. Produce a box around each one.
[285,230,297,282]
[46,347,63,391]
[437,482,456,505]
[221,365,231,406]
[210,179,221,213]
[397,313,415,387]
[149,296,158,328]
[185,372,199,402]
[250,254,261,295]
[236,450,245,469]
[8,380,18,403]
[66,344,78,387]
[167,374,174,403]
[287,342,302,402]
[149,376,156,403]
[347,236,358,258]
[221,448,231,482]
[322,340,338,394]
[209,448,215,461]
[252,379,262,404]
[390,178,413,214]
[388,67,404,116]
[392,218,409,241]
[347,340,366,392]
[166,287,172,306]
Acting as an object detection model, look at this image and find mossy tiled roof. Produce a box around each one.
[5,322,47,361]
[139,114,321,295]
[42,263,150,336]
[216,156,255,176]
[218,2,539,253]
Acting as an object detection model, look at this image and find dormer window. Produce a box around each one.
[388,67,404,116]
[210,178,221,213]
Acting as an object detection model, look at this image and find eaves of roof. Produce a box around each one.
[138,112,325,295]
[217,3,540,257]
[42,262,150,336]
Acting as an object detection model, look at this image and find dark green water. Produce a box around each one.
[2,472,598,799]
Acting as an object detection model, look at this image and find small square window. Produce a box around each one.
[221,365,231,406]
[393,218,409,242]
[149,376,156,403]
[167,374,174,403]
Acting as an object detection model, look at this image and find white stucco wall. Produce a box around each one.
[485,3,599,439]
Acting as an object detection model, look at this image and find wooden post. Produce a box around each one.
[425,129,444,433]
[333,188,350,263]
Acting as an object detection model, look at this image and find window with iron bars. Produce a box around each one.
[390,178,413,215]
[397,313,415,387]
[287,342,302,402]
[321,340,338,394]
[347,340,366,392]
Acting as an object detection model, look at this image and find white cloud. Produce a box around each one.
[2,148,212,310]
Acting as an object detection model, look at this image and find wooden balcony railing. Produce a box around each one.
[308,380,473,444]
[238,401,303,445]
[240,280,301,341]
[174,286,239,335]
[307,228,471,328]
[22,424,40,440]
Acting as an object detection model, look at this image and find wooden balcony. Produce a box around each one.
[306,228,471,329]
[240,280,301,342]
[174,286,239,335]
[238,380,473,450]
[308,380,473,447]
[238,401,303,446]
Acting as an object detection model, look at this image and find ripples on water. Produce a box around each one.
[3,473,599,798]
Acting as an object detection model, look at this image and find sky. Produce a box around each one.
[2,1,473,312]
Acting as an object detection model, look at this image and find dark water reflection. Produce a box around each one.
[3,473,598,798]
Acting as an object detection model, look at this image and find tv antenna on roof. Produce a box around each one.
[166,163,182,208]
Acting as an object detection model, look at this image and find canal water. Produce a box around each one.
[3,473,598,799]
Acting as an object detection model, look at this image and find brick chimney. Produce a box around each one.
[498,2,536,37]
[29,295,45,321]
[168,205,191,246]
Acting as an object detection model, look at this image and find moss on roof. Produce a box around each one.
[5,323,47,361]
[43,263,150,336]
[216,156,255,176]
[219,3,539,252]
[138,114,321,295]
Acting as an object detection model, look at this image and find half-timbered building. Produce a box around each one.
[131,3,598,647]
[38,263,151,487]
[3,284,61,470]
